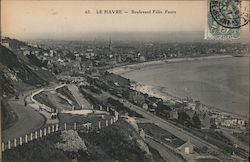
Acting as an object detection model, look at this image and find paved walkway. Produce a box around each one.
[29,103,59,124]
[67,84,91,109]
[2,91,45,142]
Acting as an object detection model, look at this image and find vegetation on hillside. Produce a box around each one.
[80,119,155,162]
[3,132,71,162]
[1,99,18,130]
[107,97,143,118]
[3,120,165,162]
[56,86,80,108]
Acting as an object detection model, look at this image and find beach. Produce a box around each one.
[109,55,233,75]
[131,83,175,101]
[110,55,249,119]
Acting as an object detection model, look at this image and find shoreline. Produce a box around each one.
[108,55,233,75]
[132,81,248,120]
[108,55,248,121]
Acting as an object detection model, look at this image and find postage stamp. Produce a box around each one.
[205,0,249,40]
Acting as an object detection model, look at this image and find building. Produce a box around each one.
[195,100,202,110]
[178,139,194,154]
[82,122,92,130]
[1,42,9,48]
[186,102,196,110]
[138,55,147,62]
[237,119,245,126]
[142,103,149,110]
[200,112,211,129]
[139,128,145,140]
[23,50,31,56]
[85,48,95,59]
[116,55,122,63]
[169,110,179,120]
[49,50,54,57]
[220,118,246,129]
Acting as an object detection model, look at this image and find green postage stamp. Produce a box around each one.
[205,0,249,40]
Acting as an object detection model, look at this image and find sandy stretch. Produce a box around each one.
[109,55,233,75]
[131,83,176,101]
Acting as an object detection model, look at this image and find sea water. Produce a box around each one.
[122,57,249,117]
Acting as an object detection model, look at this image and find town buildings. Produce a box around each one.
[178,139,194,154]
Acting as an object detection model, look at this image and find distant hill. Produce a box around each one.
[0,44,56,96]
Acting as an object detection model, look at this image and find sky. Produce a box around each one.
[1,0,249,42]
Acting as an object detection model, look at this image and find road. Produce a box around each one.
[67,84,92,109]
[102,91,233,161]
[220,128,249,152]
[146,137,184,162]
[2,90,45,142]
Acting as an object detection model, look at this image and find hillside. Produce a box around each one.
[1,39,57,131]
[0,44,56,96]
[81,119,155,162]
[3,119,164,162]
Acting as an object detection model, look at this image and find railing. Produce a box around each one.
[30,84,67,113]
[54,84,66,91]
[2,86,119,152]
[30,88,55,113]
[2,114,119,152]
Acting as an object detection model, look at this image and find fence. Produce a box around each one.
[2,104,119,152]
[2,85,119,152]
[30,88,55,113]
[54,84,66,91]
[30,84,67,113]
[2,114,119,152]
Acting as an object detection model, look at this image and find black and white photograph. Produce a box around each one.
[0,0,249,162]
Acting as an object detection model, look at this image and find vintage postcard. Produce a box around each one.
[1,0,249,162]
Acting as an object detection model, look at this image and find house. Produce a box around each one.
[116,55,122,63]
[165,100,176,108]
[195,100,202,110]
[49,50,54,57]
[186,102,196,110]
[169,110,178,120]
[1,42,9,48]
[85,48,95,59]
[142,103,149,110]
[178,139,194,154]
[23,50,31,56]
[200,112,211,129]
[139,55,147,62]
[82,122,92,129]
[220,118,246,129]
[83,59,93,68]
[139,128,145,140]
[222,118,238,127]
[237,119,245,126]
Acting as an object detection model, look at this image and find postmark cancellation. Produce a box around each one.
[205,0,249,40]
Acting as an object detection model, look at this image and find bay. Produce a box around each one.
[122,57,249,117]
